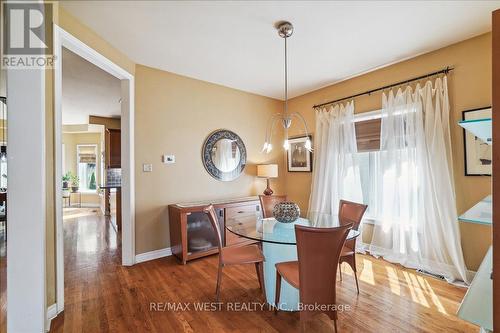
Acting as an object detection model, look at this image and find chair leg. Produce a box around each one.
[274,271,282,314]
[352,255,360,294]
[257,262,266,299]
[339,262,343,281]
[216,264,223,302]
[255,262,262,290]
[354,270,360,294]
[334,319,338,333]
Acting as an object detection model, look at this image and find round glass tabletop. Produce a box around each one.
[225,212,360,245]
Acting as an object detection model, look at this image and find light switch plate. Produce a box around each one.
[143,163,153,172]
[162,154,175,164]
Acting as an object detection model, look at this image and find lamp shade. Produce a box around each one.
[257,164,278,178]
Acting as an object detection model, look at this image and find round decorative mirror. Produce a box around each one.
[202,129,247,181]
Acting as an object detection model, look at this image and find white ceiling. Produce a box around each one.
[62,48,121,125]
[61,1,500,100]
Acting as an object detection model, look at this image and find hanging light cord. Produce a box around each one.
[284,36,288,116]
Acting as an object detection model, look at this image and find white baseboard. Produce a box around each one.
[135,247,172,264]
[466,269,477,282]
[65,203,100,208]
[46,303,58,332]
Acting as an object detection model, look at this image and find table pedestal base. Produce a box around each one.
[263,242,299,311]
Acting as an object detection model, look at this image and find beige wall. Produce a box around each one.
[134,64,285,254]
[62,132,102,206]
[285,33,492,271]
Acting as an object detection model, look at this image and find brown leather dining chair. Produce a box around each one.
[259,195,287,218]
[275,223,353,333]
[204,205,266,302]
[338,199,368,294]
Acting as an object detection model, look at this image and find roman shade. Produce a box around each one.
[78,146,97,164]
[355,118,381,152]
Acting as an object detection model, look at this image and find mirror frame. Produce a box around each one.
[202,129,247,181]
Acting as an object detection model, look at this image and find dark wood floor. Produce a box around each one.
[0,208,469,332]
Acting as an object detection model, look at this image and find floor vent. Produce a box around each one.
[416,269,445,280]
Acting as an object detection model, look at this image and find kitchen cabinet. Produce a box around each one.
[106,128,121,168]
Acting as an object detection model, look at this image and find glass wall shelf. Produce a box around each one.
[458,118,492,145]
[458,195,492,226]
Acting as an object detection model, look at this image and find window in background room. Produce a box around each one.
[77,144,97,192]
[354,112,381,220]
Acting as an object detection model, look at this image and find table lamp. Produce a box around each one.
[257,164,278,196]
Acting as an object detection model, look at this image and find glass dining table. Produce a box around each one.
[225,213,360,311]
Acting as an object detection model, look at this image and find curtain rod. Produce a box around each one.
[312,66,454,109]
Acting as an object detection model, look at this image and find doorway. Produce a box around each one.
[54,26,135,315]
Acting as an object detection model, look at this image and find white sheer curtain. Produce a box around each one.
[365,77,469,284]
[308,101,363,215]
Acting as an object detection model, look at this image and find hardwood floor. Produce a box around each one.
[48,211,477,332]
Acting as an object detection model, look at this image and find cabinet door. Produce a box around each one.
[186,211,221,255]
[107,129,121,168]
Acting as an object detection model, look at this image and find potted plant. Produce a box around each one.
[62,172,71,189]
[70,173,79,193]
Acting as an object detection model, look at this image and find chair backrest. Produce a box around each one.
[295,223,352,322]
[338,200,367,252]
[259,195,288,218]
[203,205,223,253]
[338,199,368,231]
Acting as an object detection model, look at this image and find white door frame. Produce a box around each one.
[6,61,47,333]
[54,25,135,314]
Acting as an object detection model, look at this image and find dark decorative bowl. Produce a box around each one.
[273,202,300,223]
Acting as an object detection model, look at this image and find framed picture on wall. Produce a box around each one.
[463,107,492,176]
[287,135,312,172]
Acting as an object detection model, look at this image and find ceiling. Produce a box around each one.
[61,1,500,100]
[62,48,121,125]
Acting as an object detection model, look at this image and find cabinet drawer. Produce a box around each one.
[226,204,260,219]
[225,228,255,247]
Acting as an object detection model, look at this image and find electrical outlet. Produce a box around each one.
[143,163,153,172]
[162,154,175,164]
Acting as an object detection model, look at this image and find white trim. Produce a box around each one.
[120,77,136,266]
[7,64,47,332]
[64,203,101,209]
[54,25,64,314]
[45,303,58,332]
[54,25,136,315]
[135,248,172,264]
[353,109,382,122]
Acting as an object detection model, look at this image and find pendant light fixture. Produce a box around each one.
[262,21,312,153]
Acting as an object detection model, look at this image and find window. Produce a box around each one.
[354,111,382,220]
[77,145,97,191]
[357,150,381,219]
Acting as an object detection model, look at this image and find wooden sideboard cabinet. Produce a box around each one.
[168,197,262,264]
